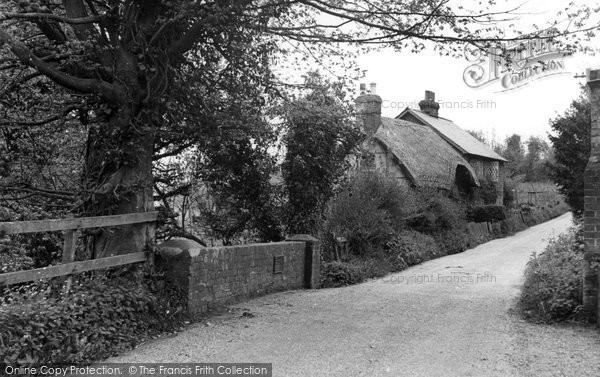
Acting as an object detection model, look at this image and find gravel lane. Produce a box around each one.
[109,213,600,376]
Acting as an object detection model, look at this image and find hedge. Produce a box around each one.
[467,205,507,223]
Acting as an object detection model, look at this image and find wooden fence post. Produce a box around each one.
[0,212,158,287]
[61,226,77,292]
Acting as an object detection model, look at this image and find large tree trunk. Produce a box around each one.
[81,106,156,259]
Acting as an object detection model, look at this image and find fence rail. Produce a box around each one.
[0,211,158,287]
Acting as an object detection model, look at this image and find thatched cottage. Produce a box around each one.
[355,85,506,204]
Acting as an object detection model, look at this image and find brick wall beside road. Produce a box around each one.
[159,237,320,314]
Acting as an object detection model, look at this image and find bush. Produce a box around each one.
[0,266,188,365]
[479,180,499,205]
[433,230,470,255]
[520,225,585,322]
[464,231,489,249]
[467,205,507,223]
[385,230,442,267]
[320,260,368,288]
[500,218,518,236]
[503,178,517,208]
[325,169,417,255]
[408,192,466,233]
[0,238,34,273]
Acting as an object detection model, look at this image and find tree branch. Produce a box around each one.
[165,229,207,247]
[154,183,207,246]
[0,105,81,128]
[0,12,106,25]
[0,185,76,201]
[0,28,119,102]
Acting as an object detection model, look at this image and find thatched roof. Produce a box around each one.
[396,108,507,162]
[373,118,480,190]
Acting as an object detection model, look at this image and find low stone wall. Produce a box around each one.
[158,236,320,314]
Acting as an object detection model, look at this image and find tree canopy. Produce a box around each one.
[548,90,591,215]
[0,0,597,255]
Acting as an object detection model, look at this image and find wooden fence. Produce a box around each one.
[514,182,563,207]
[0,211,158,287]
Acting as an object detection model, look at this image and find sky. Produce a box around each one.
[356,0,600,144]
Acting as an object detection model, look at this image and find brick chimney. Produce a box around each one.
[418,90,440,118]
[355,82,382,137]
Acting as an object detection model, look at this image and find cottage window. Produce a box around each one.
[488,161,500,181]
[375,152,386,172]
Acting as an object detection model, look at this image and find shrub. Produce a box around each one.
[320,260,365,288]
[467,205,507,223]
[0,233,62,271]
[385,230,442,267]
[520,225,585,322]
[0,238,34,273]
[500,218,516,235]
[479,180,499,205]
[433,230,469,255]
[0,266,188,365]
[325,169,417,255]
[465,231,489,249]
[408,191,466,233]
[503,178,517,208]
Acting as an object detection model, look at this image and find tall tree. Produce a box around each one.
[547,91,591,215]
[500,134,525,178]
[280,71,362,235]
[0,1,596,257]
[524,135,550,181]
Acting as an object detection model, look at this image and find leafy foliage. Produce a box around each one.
[408,190,466,233]
[467,205,507,223]
[478,180,499,205]
[320,261,364,288]
[524,136,551,181]
[385,230,442,266]
[500,134,526,178]
[0,0,595,255]
[0,267,188,365]
[547,91,590,215]
[503,177,517,208]
[494,134,552,183]
[520,225,585,322]
[280,72,362,235]
[322,230,441,287]
[433,230,470,255]
[194,133,283,245]
[324,169,417,255]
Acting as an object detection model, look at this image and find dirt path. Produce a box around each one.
[109,213,600,376]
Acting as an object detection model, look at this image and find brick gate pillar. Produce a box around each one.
[286,234,321,289]
[583,69,600,324]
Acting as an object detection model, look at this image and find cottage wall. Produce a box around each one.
[365,139,412,186]
[468,156,504,205]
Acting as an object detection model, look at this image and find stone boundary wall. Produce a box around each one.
[158,236,320,314]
